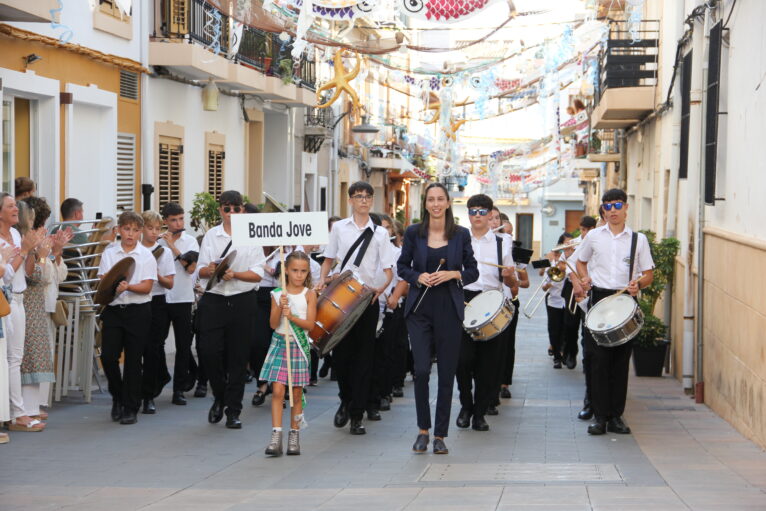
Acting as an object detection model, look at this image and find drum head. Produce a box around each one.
[586,294,637,332]
[463,289,504,329]
[317,297,369,356]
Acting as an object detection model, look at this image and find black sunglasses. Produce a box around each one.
[221,204,243,213]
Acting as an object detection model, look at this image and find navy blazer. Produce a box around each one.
[397,224,479,320]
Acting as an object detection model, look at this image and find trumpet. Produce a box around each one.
[522,266,565,318]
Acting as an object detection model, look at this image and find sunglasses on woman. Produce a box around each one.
[221,204,243,213]
[602,202,624,211]
[468,208,489,216]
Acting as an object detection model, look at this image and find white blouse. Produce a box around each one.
[272,287,309,336]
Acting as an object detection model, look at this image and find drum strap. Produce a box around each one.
[628,232,638,283]
[495,236,503,282]
[340,226,375,272]
[220,241,232,259]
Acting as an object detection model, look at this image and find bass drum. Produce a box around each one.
[463,289,515,341]
[585,294,644,347]
[309,270,374,356]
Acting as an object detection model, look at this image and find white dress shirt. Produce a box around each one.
[465,228,514,292]
[1,228,26,293]
[576,225,654,289]
[380,244,402,311]
[197,224,265,296]
[159,232,200,303]
[145,243,176,297]
[97,243,157,306]
[323,216,395,288]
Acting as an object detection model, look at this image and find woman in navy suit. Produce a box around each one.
[397,182,478,454]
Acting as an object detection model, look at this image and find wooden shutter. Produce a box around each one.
[704,22,722,204]
[169,0,189,35]
[158,136,182,208]
[207,144,224,199]
[116,133,136,212]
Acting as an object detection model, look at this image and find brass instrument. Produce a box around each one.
[522,266,565,319]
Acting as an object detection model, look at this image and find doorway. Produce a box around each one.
[565,209,585,234]
[516,213,533,250]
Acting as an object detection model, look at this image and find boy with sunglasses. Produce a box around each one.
[196,191,265,429]
[455,194,517,433]
[574,189,654,436]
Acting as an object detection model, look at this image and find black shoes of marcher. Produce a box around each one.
[432,438,448,455]
[251,390,266,406]
[208,401,224,424]
[379,397,391,411]
[142,399,156,414]
[120,409,137,425]
[334,402,350,428]
[111,401,122,422]
[487,405,499,416]
[225,414,242,429]
[607,417,631,434]
[349,418,366,435]
[500,387,511,399]
[553,359,563,369]
[318,360,330,378]
[194,384,207,398]
[456,408,471,428]
[392,386,404,398]
[587,420,607,435]
[172,392,187,406]
[577,406,593,421]
[412,433,429,453]
[565,355,577,370]
[367,409,382,421]
[245,371,254,383]
[472,415,489,431]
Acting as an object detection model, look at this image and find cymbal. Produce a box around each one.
[552,239,581,252]
[94,257,135,306]
[151,246,165,260]
[206,250,238,291]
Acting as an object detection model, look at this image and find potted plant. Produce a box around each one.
[278,58,294,85]
[632,231,680,376]
[189,192,221,233]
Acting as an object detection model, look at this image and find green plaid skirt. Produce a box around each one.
[259,332,311,386]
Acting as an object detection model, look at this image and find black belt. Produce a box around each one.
[202,289,256,302]
[591,286,621,295]
[106,302,150,310]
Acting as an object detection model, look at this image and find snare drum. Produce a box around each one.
[463,289,515,341]
[585,294,644,347]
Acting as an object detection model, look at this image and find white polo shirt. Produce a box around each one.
[145,243,176,297]
[159,232,200,303]
[323,216,395,288]
[575,225,654,289]
[97,243,157,306]
[0,227,25,293]
[465,228,514,292]
[197,224,265,296]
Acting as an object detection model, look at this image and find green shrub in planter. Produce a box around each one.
[634,231,680,348]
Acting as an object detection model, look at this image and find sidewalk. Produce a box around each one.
[1,277,765,510]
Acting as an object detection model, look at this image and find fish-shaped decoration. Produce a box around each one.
[401,0,511,23]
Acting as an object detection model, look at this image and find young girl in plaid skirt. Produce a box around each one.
[261,251,317,456]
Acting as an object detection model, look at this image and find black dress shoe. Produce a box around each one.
[587,420,607,435]
[172,392,187,406]
[120,409,137,425]
[565,354,577,370]
[251,390,266,407]
[547,347,554,356]
[412,433,429,453]
[456,408,471,428]
[111,401,122,422]
[577,406,593,421]
[379,397,391,411]
[392,386,404,398]
[553,359,562,369]
[225,415,242,429]
[183,378,196,393]
[432,438,448,455]
[318,360,330,378]
[349,418,366,435]
[194,384,207,398]
[487,405,499,416]
[333,402,349,428]
[472,415,489,431]
[500,387,511,399]
[367,409,382,421]
[142,399,156,414]
[245,371,254,383]
[208,401,224,424]
[607,417,631,434]
[309,378,318,386]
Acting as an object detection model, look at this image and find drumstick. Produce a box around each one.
[279,246,295,408]
[412,258,445,314]
[479,260,514,270]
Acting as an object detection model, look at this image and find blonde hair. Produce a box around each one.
[141,210,162,228]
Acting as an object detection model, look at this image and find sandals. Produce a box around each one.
[32,412,49,421]
[7,418,46,432]
[0,432,8,444]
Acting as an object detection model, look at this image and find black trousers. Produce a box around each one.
[250,286,275,386]
[583,288,634,420]
[333,302,378,420]
[372,304,407,401]
[406,286,461,438]
[457,289,503,418]
[143,296,194,394]
[500,297,520,386]
[197,290,257,416]
[188,333,207,387]
[561,280,582,360]
[546,304,566,361]
[100,303,152,413]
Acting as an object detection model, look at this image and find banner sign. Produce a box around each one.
[231,212,329,246]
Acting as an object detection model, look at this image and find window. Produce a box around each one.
[704,22,723,204]
[679,51,692,179]
[99,0,130,18]
[116,133,136,211]
[205,132,225,199]
[94,0,132,39]
[158,136,182,209]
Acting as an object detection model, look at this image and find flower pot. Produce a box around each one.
[263,57,272,73]
[632,340,669,377]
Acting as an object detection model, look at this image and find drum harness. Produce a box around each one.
[339,226,376,280]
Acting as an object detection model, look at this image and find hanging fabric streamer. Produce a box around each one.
[49,0,74,43]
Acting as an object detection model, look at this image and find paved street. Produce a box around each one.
[2,278,766,511]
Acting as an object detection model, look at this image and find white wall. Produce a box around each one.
[263,110,290,206]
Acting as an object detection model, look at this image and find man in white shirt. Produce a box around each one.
[157,203,200,406]
[97,212,158,425]
[197,191,265,429]
[456,195,517,432]
[576,189,654,436]
[318,182,394,435]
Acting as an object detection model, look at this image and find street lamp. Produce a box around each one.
[351,115,379,147]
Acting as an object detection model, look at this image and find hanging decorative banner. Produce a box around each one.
[400,0,512,23]
[316,49,361,110]
[49,0,74,43]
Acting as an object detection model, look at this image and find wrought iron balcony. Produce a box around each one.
[158,0,229,53]
[588,128,622,162]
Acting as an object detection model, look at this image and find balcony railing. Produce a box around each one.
[159,0,229,53]
[596,19,659,103]
[305,107,334,129]
[588,128,622,161]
